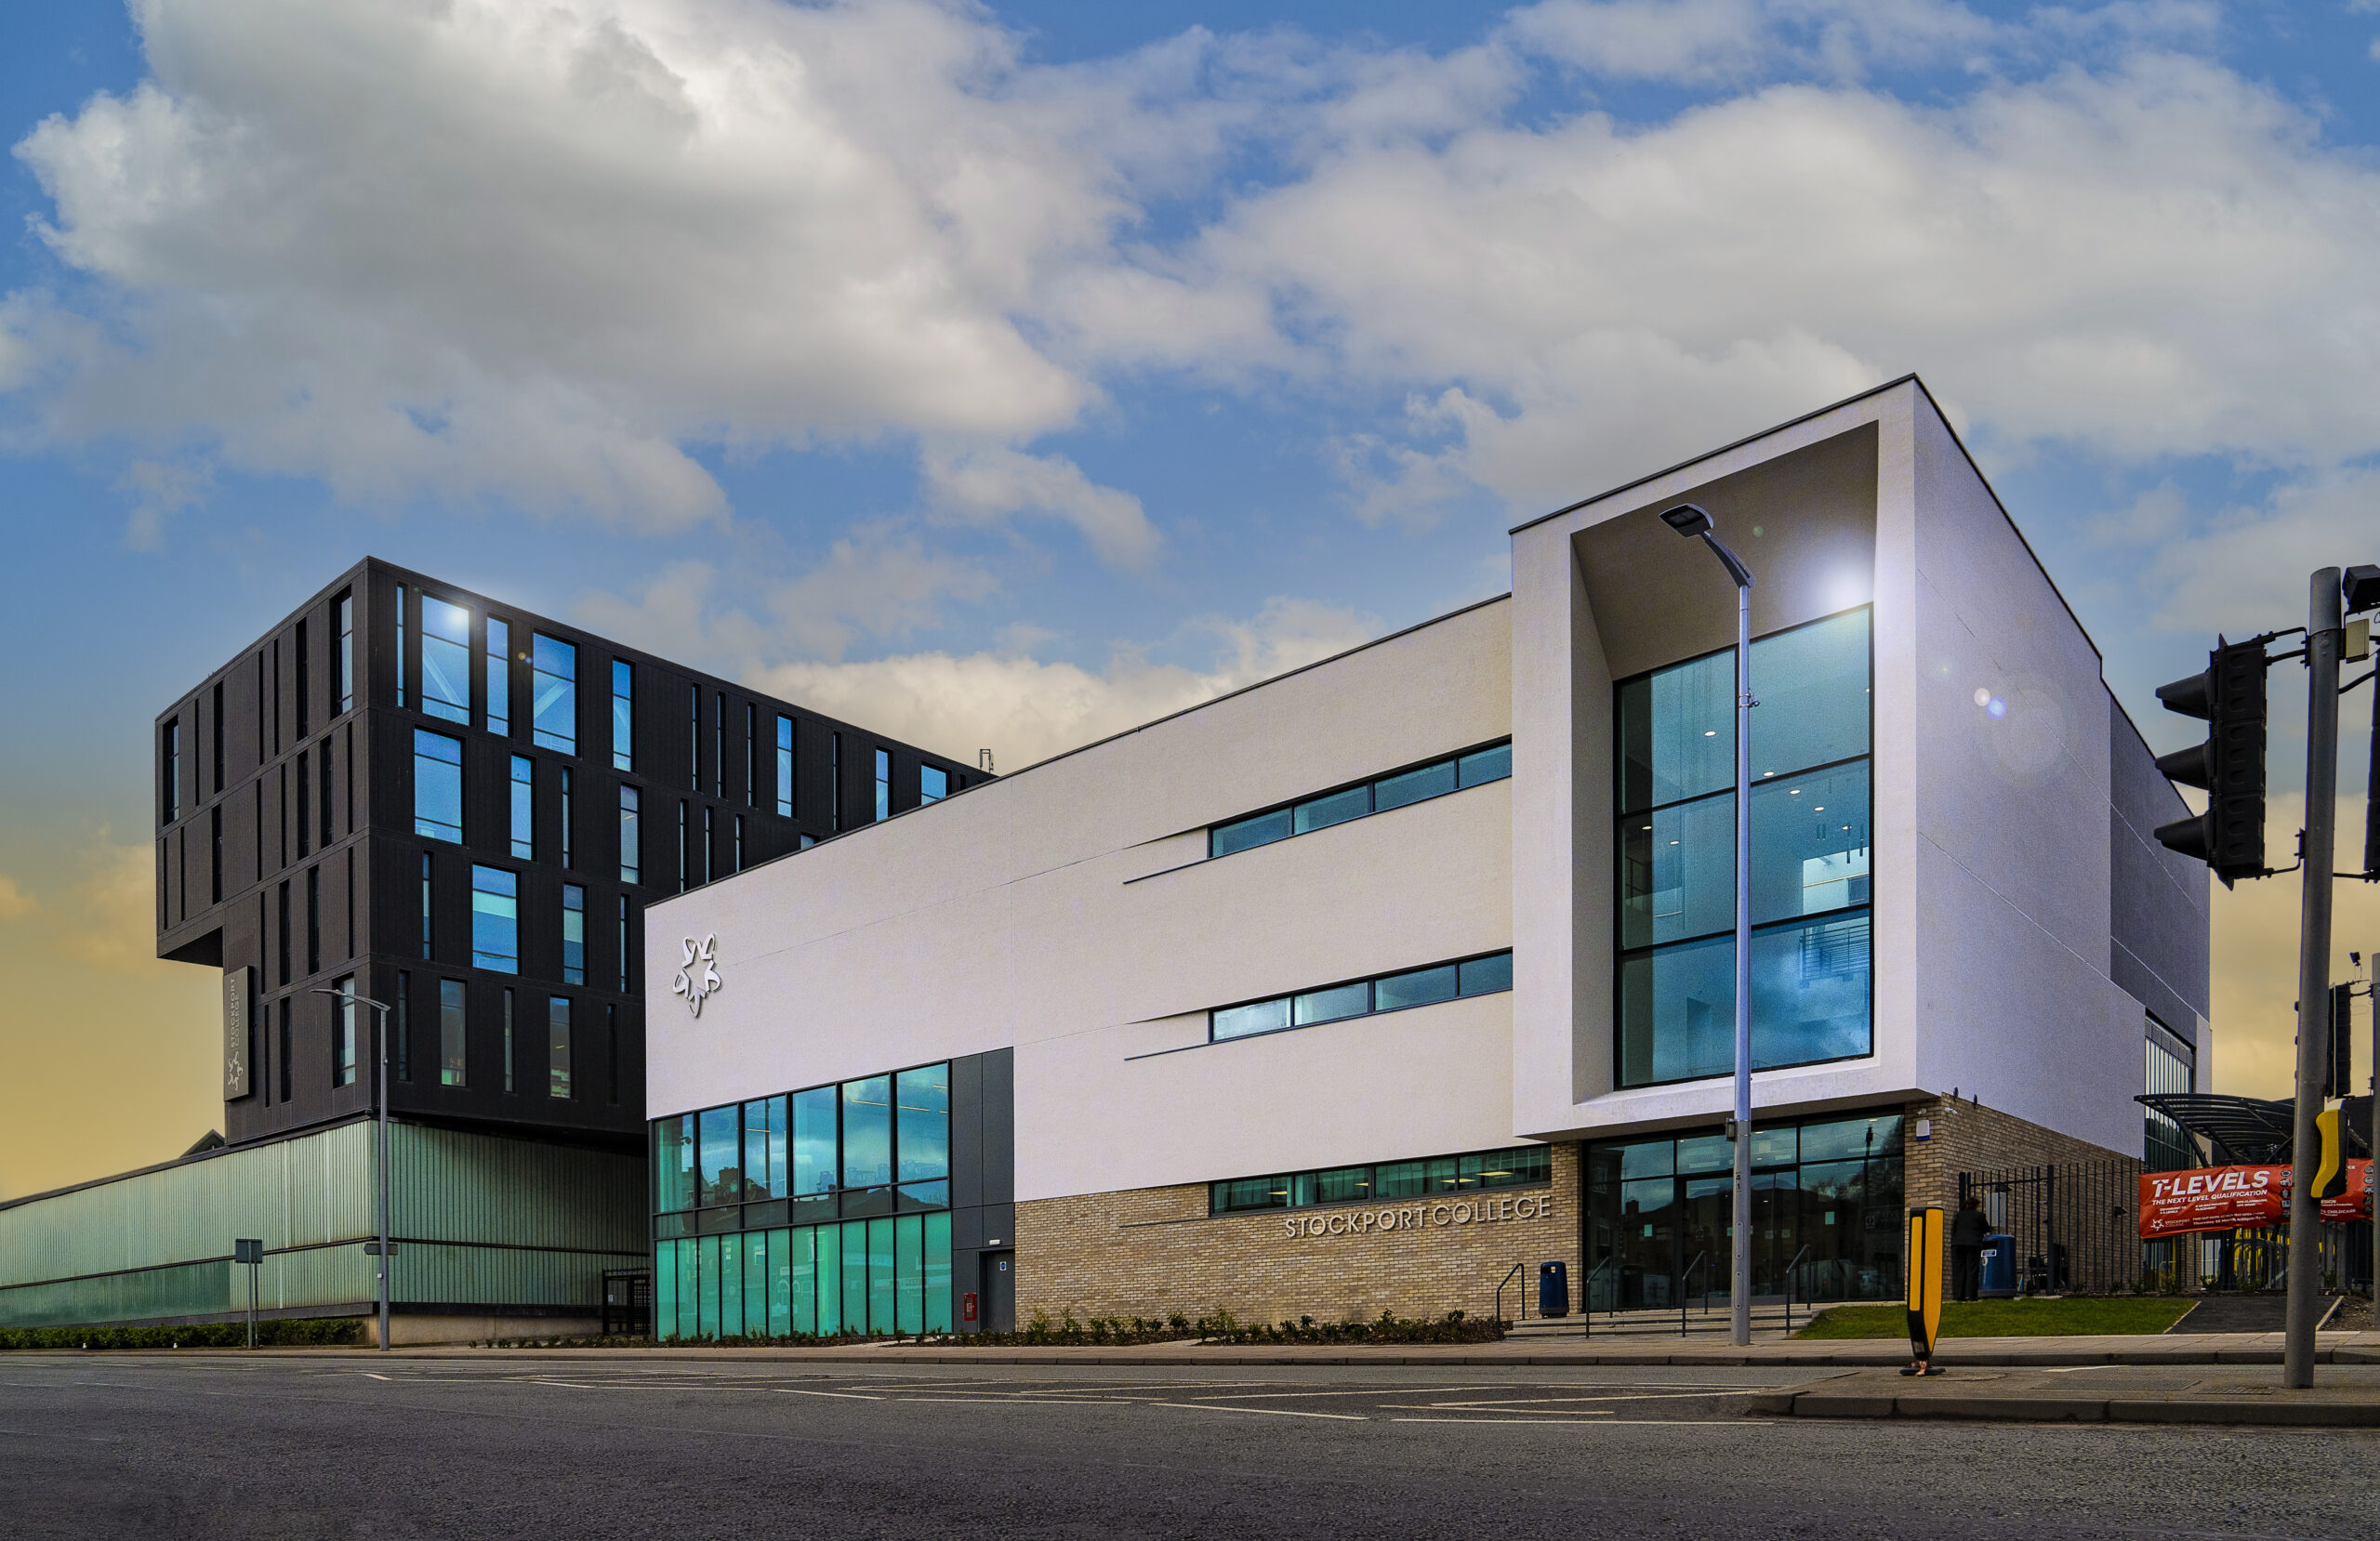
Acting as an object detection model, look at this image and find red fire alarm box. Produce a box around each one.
[962,1292,979,1323]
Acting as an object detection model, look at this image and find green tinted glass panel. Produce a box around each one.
[924,1212,952,1334]
[896,1214,923,1336]
[654,1239,679,1341]
[654,1114,695,1213]
[1751,1126,1797,1167]
[767,1228,791,1337]
[721,1233,743,1338]
[1375,1161,1426,1199]
[788,1226,817,1337]
[677,1236,697,1340]
[867,1218,895,1335]
[745,1230,769,1336]
[697,1104,739,1207]
[1617,1140,1673,1179]
[1315,1166,1370,1204]
[814,1225,842,1336]
[841,1223,866,1334]
[697,1234,721,1339]
[1213,997,1289,1040]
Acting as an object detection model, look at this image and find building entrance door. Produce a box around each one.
[980,1252,1014,1333]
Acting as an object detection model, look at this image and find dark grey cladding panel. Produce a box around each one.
[980,1047,1014,1208]
[2109,705,2210,1029]
[950,1054,985,1211]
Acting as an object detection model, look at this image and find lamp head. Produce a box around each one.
[2343,563,2380,616]
[1659,503,1713,538]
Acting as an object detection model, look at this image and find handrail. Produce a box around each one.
[1494,1260,1527,1326]
[1781,1245,1813,1336]
[1678,1251,1708,1337]
[1579,1257,1616,1338]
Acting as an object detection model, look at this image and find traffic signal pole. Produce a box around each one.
[2285,567,2342,1390]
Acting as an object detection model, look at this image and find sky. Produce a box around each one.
[2,0,2377,1199]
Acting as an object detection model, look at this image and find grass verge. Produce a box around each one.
[1793,1297,2198,1339]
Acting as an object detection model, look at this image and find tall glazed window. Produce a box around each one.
[561,883,586,984]
[439,978,467,1087]
[612,661,633,771]
[420,597,471,725]
[531,635,576,753]
[509,756,534,859]
[413,730,463,842]
[485,617,510,735]
[337,594,354,714]
[775,716,793,817]
[469,865,516,975]
[1615,607,1872,1087]
[619,785,641,885]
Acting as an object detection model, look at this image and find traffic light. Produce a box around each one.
[2152,637,2268,885]
[2322,982,2354,1100]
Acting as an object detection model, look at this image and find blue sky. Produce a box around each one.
[3,0,2378,1191]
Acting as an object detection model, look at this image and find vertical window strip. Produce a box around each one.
[337,593,354,716]
[485,616,510,736]
[715,691,725,798]
[561,767,575,869]
[745,703,757,807]
[619,785,641,886]
[419,852,432,960]
[562,883,586,985]
[503,987,516,1093]
[396,971,411,1082]
[440,978,466,1087]
[549,996,573,1100]
[395,585,407,707]
[873,748,890,822]
[617,896,630,994]
[775,716,793,818]
[612,659,633,771]
[830,732,841,831]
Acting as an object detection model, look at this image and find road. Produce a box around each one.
[1,1355,2372,1539]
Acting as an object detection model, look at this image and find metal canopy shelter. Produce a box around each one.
[2136,1093,2373,1166]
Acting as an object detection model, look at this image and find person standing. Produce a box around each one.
[1950,1192,1990,1303]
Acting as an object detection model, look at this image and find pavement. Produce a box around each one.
[5,1355,2376,1539]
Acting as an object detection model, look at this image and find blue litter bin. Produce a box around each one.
[1538,1259,1569,1318]
[1979,1233,2017,1297]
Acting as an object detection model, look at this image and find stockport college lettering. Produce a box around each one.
[1283,1192,1554,1239]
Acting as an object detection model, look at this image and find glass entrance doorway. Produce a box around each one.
[1584,1110,1905,1309]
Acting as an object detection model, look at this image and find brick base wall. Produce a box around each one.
[1903,1095,2135,1297]
[1014,1144,1584,1326]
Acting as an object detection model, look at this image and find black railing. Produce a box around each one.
[1678,1251,1707,1337]
[1494,1260,1527,1324]
[1580,1257,1615,1337]
[1781,1244,1812,1334]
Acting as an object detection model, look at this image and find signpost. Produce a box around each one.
[1904,1207,1944,1376]
[233,1238,263,1350]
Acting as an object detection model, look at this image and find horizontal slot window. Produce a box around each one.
[1213,1144,1551,1215]
[1210,950,1512,1044]
[1208,738,1510,860]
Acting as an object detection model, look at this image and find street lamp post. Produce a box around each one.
[315,986,394,1352]
[1661,503,1757,1349]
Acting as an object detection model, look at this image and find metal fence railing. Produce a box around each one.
[1959,1160,2372,1296]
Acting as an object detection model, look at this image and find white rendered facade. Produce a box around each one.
[646,379,2208,1313]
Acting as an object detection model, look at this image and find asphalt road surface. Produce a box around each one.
[2,1356,2373,1539]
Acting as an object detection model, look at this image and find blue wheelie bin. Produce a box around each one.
[1538,1259,1570,1318]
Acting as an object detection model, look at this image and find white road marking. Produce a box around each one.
[772,1388,883,1401]
[1155,1402,1367,1420]
[363,1374,392,1382]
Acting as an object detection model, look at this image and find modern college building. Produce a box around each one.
[0,559,982,1338]
[642,377,2211,1337]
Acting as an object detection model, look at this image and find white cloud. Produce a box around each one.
[574,532,1000,667]
[2135,466,2380,638]
[7,0,1141,529]
[750,595,1378,769]
[1190,50,2380,512]
[919,442,1160,568]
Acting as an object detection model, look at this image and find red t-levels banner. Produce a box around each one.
[2137,1161,2372,1238]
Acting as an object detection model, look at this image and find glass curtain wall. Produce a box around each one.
[1615,607,1873,1087]
[1584,1111,1904,1307]
[653,1061,952,1338]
